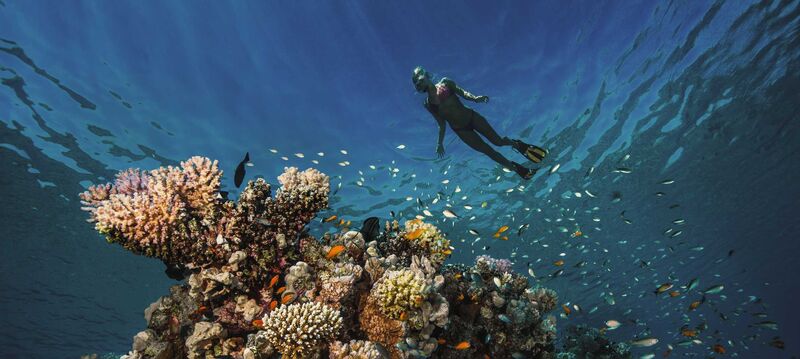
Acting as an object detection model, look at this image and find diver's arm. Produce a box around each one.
[443,78,488,103]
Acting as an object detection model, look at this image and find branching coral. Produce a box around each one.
[259,302,343,358]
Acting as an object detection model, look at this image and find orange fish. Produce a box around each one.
[554,260,565,266]
[454,341,470,350]
[268,275,279,289]
[281,293,295,304]
[681,329,697,337]
[689,300,702,311]
[406,228,425,240]
[571,230,582,238]
[345,220,351,227]
[501,236,508,241]
[712,344,725,354]
[323,215,337,223]
[399,312,408,321]
[457,293,465,301]
[276,286,286,294]
[338,219,345,226]
[252,319,263,327]
[669,291,681,297]
[454,273,463,280]
[326,245,346,259]
[562,304,571,315]
[269,300,278,311]
[437,338,446,345]
[497,225,509,233]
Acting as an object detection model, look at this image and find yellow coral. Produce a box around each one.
[403,219,452,265]
[371,269,428,320]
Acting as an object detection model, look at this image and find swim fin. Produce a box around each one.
[513,140,547,163]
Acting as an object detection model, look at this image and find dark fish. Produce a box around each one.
[482,245,491,251]
[164,263,189,281]
[669,204,680,209]
[518,223,529,236]
[390,210,395,218]
[574,261,587,268]
[359,217,380,242]
[234,152,250,188]
[219,191,229,200]
[728,249,735,257]
[550,269,564,278]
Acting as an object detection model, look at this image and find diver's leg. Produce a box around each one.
[471,111,514,146]
[455,129,515,169]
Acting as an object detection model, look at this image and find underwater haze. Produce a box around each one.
[1,0,799,358]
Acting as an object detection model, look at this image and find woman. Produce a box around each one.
[412,66,547,179]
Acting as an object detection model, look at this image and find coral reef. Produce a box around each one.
[81,158,560,359]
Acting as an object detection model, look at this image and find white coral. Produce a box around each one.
[260,302,342,359]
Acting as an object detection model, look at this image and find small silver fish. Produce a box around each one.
[630,338,659,347]
[703,285,724,294]
[497,314,512,323]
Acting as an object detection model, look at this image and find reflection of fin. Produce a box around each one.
[513,162,537,180]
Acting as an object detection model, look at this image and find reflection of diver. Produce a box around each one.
[412,66,546,179]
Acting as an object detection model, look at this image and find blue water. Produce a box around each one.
[1,0,798,357]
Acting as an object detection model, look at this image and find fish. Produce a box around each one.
[768,338,785,349]
[359,217,381,242]
[396,144,406,149]
[660,179,675,184]
[605,320,621,330]
[554,260,564,267]
[469,229,479,236]
[630,338,659,347]
[454,341,470,350]
[669,291,680,297]
[528,268,536,278]
[268,275,279,288]
[252,319,263,327]
[443,209,458,219]
[493,277,502,287]
[749,321,778,330]
[234,152,250,188]
[614,167,632,174]
[497,225,509,234]
[164,263,190,281]
[549,164,561,174]
[326,245,346,259]
[574,261,587,268]
[551,269,564,278]
[669,230,682,238]
[481,201,488,208]
[423,209,433,217]
[681,329,697,337]
[276,286,286,294]
[269,300,278,311]
[654,283,673,295]
[437,338,446,345]
[322,215,338,223]
[570,229,582,238]
[406,228,425,240]
[562,304,571,315]
[399,312,408,321]
[712,344,725,354]
[280,293,295,304]
[685,278,699,291]
[703,285,724,294]
[497,314,512,323]
[518,223,529,236]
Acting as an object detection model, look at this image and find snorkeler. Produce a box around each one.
[412,66,547,179]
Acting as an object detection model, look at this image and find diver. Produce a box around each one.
[412,66,547,179]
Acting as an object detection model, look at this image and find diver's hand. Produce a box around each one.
[436,143,445,158]
[475,95,489,103]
